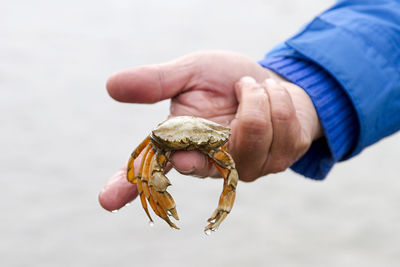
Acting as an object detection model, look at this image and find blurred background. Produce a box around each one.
[2,0,400,266]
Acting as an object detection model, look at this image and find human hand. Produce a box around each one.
[99,51,322,211]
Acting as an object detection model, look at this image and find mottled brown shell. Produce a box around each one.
[150,116,230,150]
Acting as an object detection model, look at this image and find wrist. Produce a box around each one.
[265,69,323,142]
[260,55,359,179]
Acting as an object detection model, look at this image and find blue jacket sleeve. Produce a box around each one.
[260,0,400,178]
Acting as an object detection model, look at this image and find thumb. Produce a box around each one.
[106,56,197,103]
[170,151,217,178]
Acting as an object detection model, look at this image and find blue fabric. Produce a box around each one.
[260,0,400,178]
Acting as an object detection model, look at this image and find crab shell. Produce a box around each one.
[150,116,231,151]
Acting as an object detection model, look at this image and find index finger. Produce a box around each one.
[98,166,138,212]
[230,76,272,181]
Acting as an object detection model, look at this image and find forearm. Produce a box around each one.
[259,0,400,179]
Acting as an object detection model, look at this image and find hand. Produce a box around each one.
[99,51,322,211]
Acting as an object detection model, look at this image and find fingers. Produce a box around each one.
[230,77,312,181]
[262,79,309,173]
[98,151,215,213]
[170,151,216,178]
[98,166,138,212]
[106,56,197,103]
[230,77,273,181]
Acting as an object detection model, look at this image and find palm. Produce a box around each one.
[168,51,270,125]
[170,82,237,123]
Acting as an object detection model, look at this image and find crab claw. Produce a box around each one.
[204,148,238,232]
[151,172,179,221]
[146,151,180,229]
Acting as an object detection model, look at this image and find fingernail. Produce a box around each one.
[265,78,277,85]
[240,76,256,84]
[179,168,195,175]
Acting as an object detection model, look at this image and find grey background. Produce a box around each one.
[2,0,400,266]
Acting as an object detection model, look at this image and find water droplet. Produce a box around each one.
[111,209,119,213]
[204,229,212,236]
[124,202,131,207]
[148,221,154,227]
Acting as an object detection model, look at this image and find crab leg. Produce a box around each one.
[127,136,150,183]
[204,145,238,232]
[136,144,153,223]
[140,145,154,199]
[141,146,164,219]
[148,150,180,229]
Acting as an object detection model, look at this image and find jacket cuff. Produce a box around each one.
[259,56,359,180]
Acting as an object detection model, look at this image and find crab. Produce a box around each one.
[126,116,238,232]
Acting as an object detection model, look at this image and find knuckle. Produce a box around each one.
[268,86,296,122]
[238,117,269,140]
[268,158,291,173]
[293,134,312,160]
[239,83,265,98]
[297,135,311,153]
[271,105,295,122]
[237,168,261,182]
[238,93,270,133]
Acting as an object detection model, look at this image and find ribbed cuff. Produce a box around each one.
[259,56,359,180]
